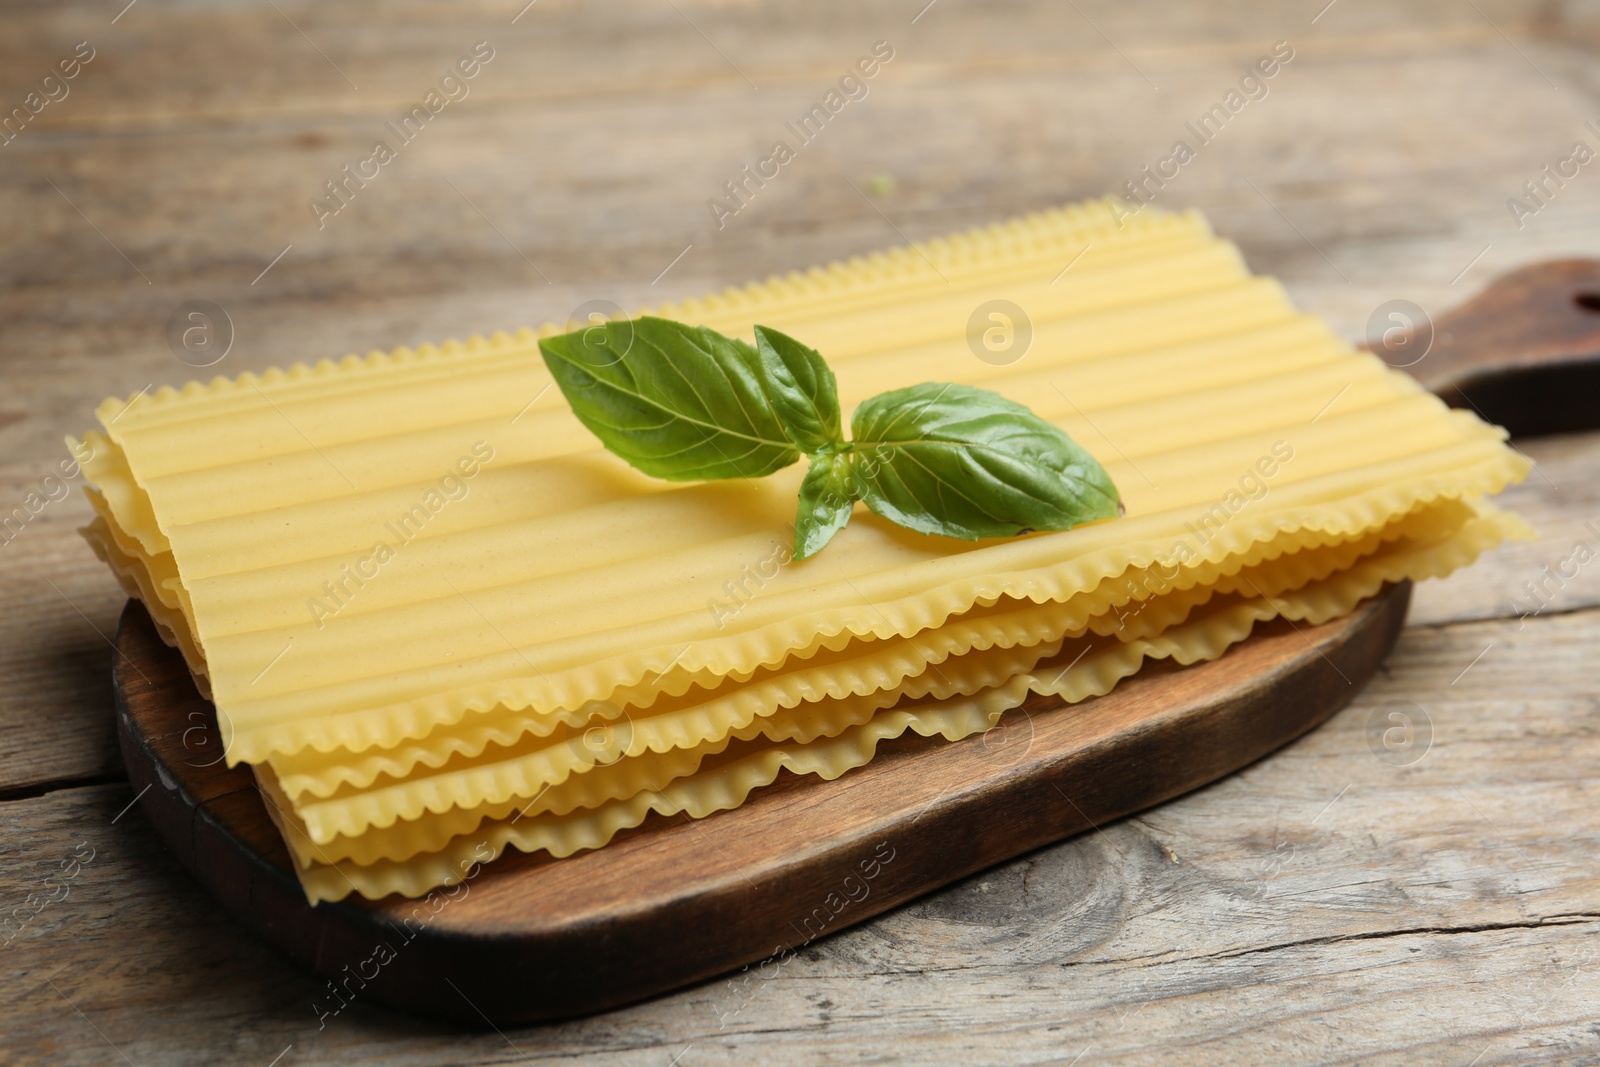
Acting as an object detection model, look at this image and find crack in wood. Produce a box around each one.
[1188,914,1600,964]
[0,773,126,804]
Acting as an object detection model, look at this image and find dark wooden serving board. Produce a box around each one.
[111,261,1600,1027]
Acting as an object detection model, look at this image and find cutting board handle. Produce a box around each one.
[1400,259,1600,436]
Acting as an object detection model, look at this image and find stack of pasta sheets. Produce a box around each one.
[76,199,1530,904]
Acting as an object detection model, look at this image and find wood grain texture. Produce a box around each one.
[4,0,1600,1061]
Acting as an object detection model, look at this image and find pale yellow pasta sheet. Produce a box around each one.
[74,201,1528,766]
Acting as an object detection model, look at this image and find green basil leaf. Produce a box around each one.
[793,452,858,560]
[850,382,1120,541]
[539,316,800,481]
[752,325,843,454]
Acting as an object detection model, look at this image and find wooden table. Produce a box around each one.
[4,1,1598,1062]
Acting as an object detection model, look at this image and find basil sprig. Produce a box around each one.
[539,316,1120,559]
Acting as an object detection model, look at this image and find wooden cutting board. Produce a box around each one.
[110,261,1600,1027]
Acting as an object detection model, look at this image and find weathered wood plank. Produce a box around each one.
[5,0,1600,1060]
[0,484,124,794]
